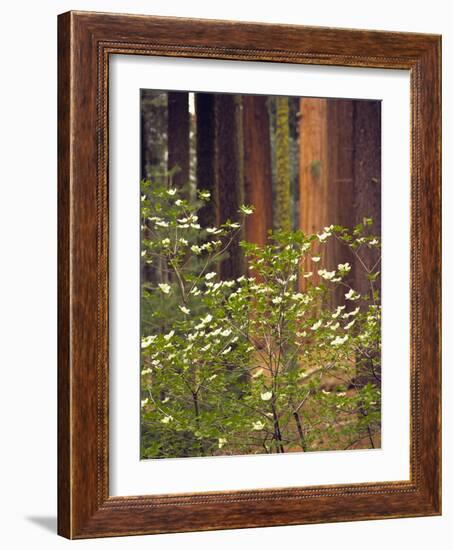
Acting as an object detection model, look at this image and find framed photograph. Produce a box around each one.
[58,11,441,538]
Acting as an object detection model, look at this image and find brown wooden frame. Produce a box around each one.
[58,10,441,539]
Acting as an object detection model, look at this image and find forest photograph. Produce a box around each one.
[140,89,382,459]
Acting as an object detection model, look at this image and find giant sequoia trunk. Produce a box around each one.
[325,99,356,305]
[167,92,190,193]
[299,97,382,410]
[215,94,243,279]
[352,100,382,299]
[299,98,381,277]
[298,98,331,295]
[242,95,273,246]
[195,93,217,228]
[351,100,382,395]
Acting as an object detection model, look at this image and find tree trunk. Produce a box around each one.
[352,100,382,298]
[298,98,355,305]
[195,93,217,228]
[140,90,147,181]
[242,95,273,246]
[215,94,243,279]
[325,99,356,305]
[351,100,382,390]
[274,96,292,232]
[167,91,190,194]
[298,98,329,292]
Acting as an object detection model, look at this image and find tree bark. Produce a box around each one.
[242,95,273,246]
[298,98,355,305]
[215,94,243,279]
[195,93,217,228]
[140,89,147,181]
[352,100,382,298]
[167,91,190,194]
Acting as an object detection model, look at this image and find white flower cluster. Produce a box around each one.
[317,225,334,242]
[318,269,336,281]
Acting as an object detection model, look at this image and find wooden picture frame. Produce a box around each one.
[58,10,441,539]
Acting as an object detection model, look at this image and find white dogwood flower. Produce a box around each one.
[338,262,351,272]
[311,319,322,331]
[318,269,336,280]
[141,335,156,349]
[260,391,272,401]
[332,305,346,319]
[331,335,349,346]
[252,368,264,378]
[239,205,254,215]
[345,289,360,301]
[252,421,265,431]
[158,283,171,294]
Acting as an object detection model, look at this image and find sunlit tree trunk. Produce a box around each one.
[298,98,355,305]
[298,98,329,292]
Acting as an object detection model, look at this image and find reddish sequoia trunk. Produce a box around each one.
[352,100,382,299]
[298,98,376,306]
[242,95,273,247]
